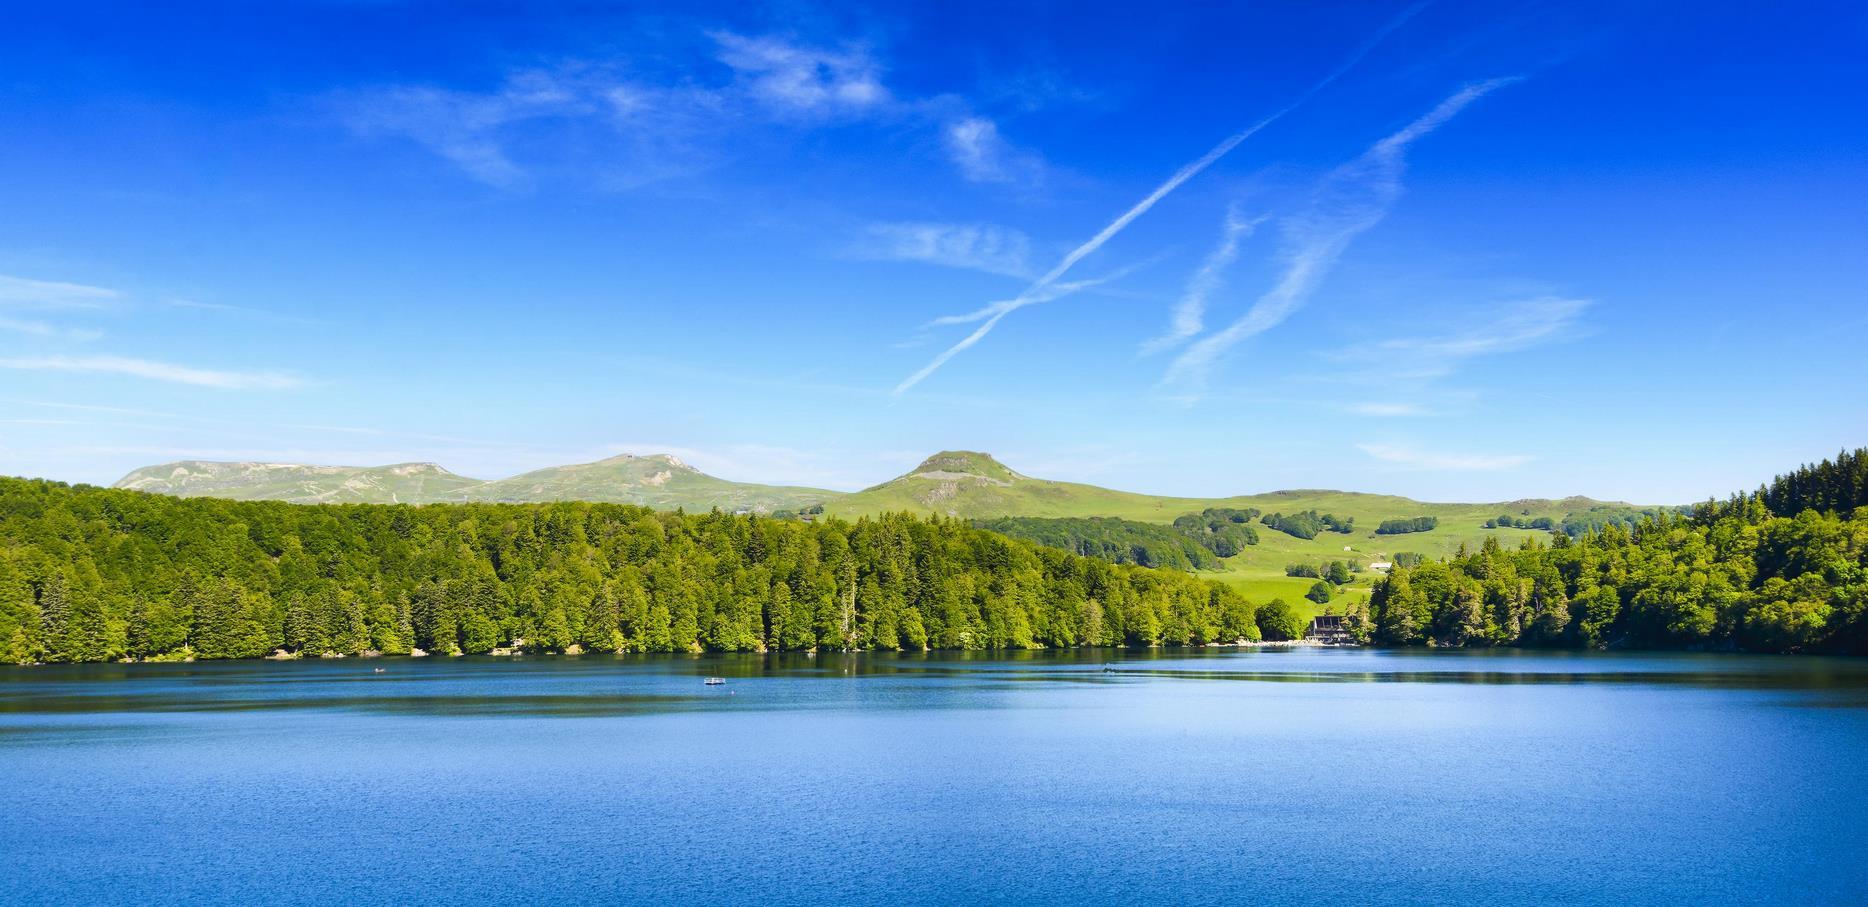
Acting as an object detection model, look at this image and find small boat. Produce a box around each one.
[373,668,385,673]
[704,677,726,686]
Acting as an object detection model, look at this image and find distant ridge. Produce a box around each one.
[113,454,839,512]
[113,460,484,504]
[113,448,1631,523]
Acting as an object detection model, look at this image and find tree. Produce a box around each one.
[1255,599,1305,641]
[191,579,273,660]
[1305,581,1333,605]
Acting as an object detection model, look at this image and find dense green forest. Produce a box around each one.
[1375,516,1438,535]
[1355,450,1868,653]
[1260,510,1354,540]
[0,477,1267,664]
[972,516,1223,571]
[975,509,1258,572]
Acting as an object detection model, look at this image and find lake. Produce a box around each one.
[2,648,1865,905]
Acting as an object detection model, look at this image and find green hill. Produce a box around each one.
[827,451,1640,609]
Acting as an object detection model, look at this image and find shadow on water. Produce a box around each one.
[3,648,1866,720]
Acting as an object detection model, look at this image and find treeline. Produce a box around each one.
[1170,508,1260,556]
[1485,514,1555,530]
[0,478,1267,665]
[1556,505,1672,538]
[977,509,1259,573]
[1755,448,1868,517]
[1261,510,1354,540]
[1285,561,1355,584]
[973,516,1223,571]
[1375,516,1438,535]
[1352,448,1868,653]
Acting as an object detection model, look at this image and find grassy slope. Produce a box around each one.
[826,452,1615,615]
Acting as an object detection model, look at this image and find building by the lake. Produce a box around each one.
[1307,615,1353,645]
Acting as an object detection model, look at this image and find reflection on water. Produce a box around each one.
[3,648,1865,719]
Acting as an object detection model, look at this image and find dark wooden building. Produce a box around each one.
[1307,614,1352,645]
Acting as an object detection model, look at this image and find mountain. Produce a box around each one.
[113,454,842,512]
[113,460,484,504]
[824,450,1198,521]
[449,454,839,512]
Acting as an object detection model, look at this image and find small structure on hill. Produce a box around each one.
[1306,615,1353,645]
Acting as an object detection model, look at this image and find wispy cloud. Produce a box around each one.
[1358,442,1530,471]
[1349,402,1429,417]
[1141,204,1263,354]
[0,274,120,310]
[894,4,1427,395]
[1368,295,1589,365]
[943,116,1043,184]
[343,70,589,189]
[0,317,102,341]
[849,222,1034,278]
[710,31,888,116]
[166,298,327,326]
[0,355,304,390]
[1164,78,1516,391]
[342,31,1025,188]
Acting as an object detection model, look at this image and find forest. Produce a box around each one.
[977,508,1259,572]
[973,515,1223,571]
[1375,516,1438,535]
[1355,449,1868,653]
[0,478,1266,664]
[1260,510,1354,540]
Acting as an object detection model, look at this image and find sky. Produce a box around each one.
[1,0,1864,504]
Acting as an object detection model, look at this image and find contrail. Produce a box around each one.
[892,3,1430,395]
[924,258,1160,328]
[1163,78,1516,390]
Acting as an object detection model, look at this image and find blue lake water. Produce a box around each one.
[2,648,1865,905]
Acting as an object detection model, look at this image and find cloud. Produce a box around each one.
[0,274,120,310]
[895,4,1428,395]
[343,70,589,188]
[943,116,1043,184]
[1358,442,1530,471]
[166,299,327,326]
[0,317,102,341]
[1164,78,1516,390]
[342,31,1020,188]
[0,355,304,389]
[1371,296,1590,363]
[1349,402,1428,417]
[1141,204,1263,354]
[850,222,1034,277]
[710,31,888,115]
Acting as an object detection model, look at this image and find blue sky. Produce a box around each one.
[1,1,1863,503]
